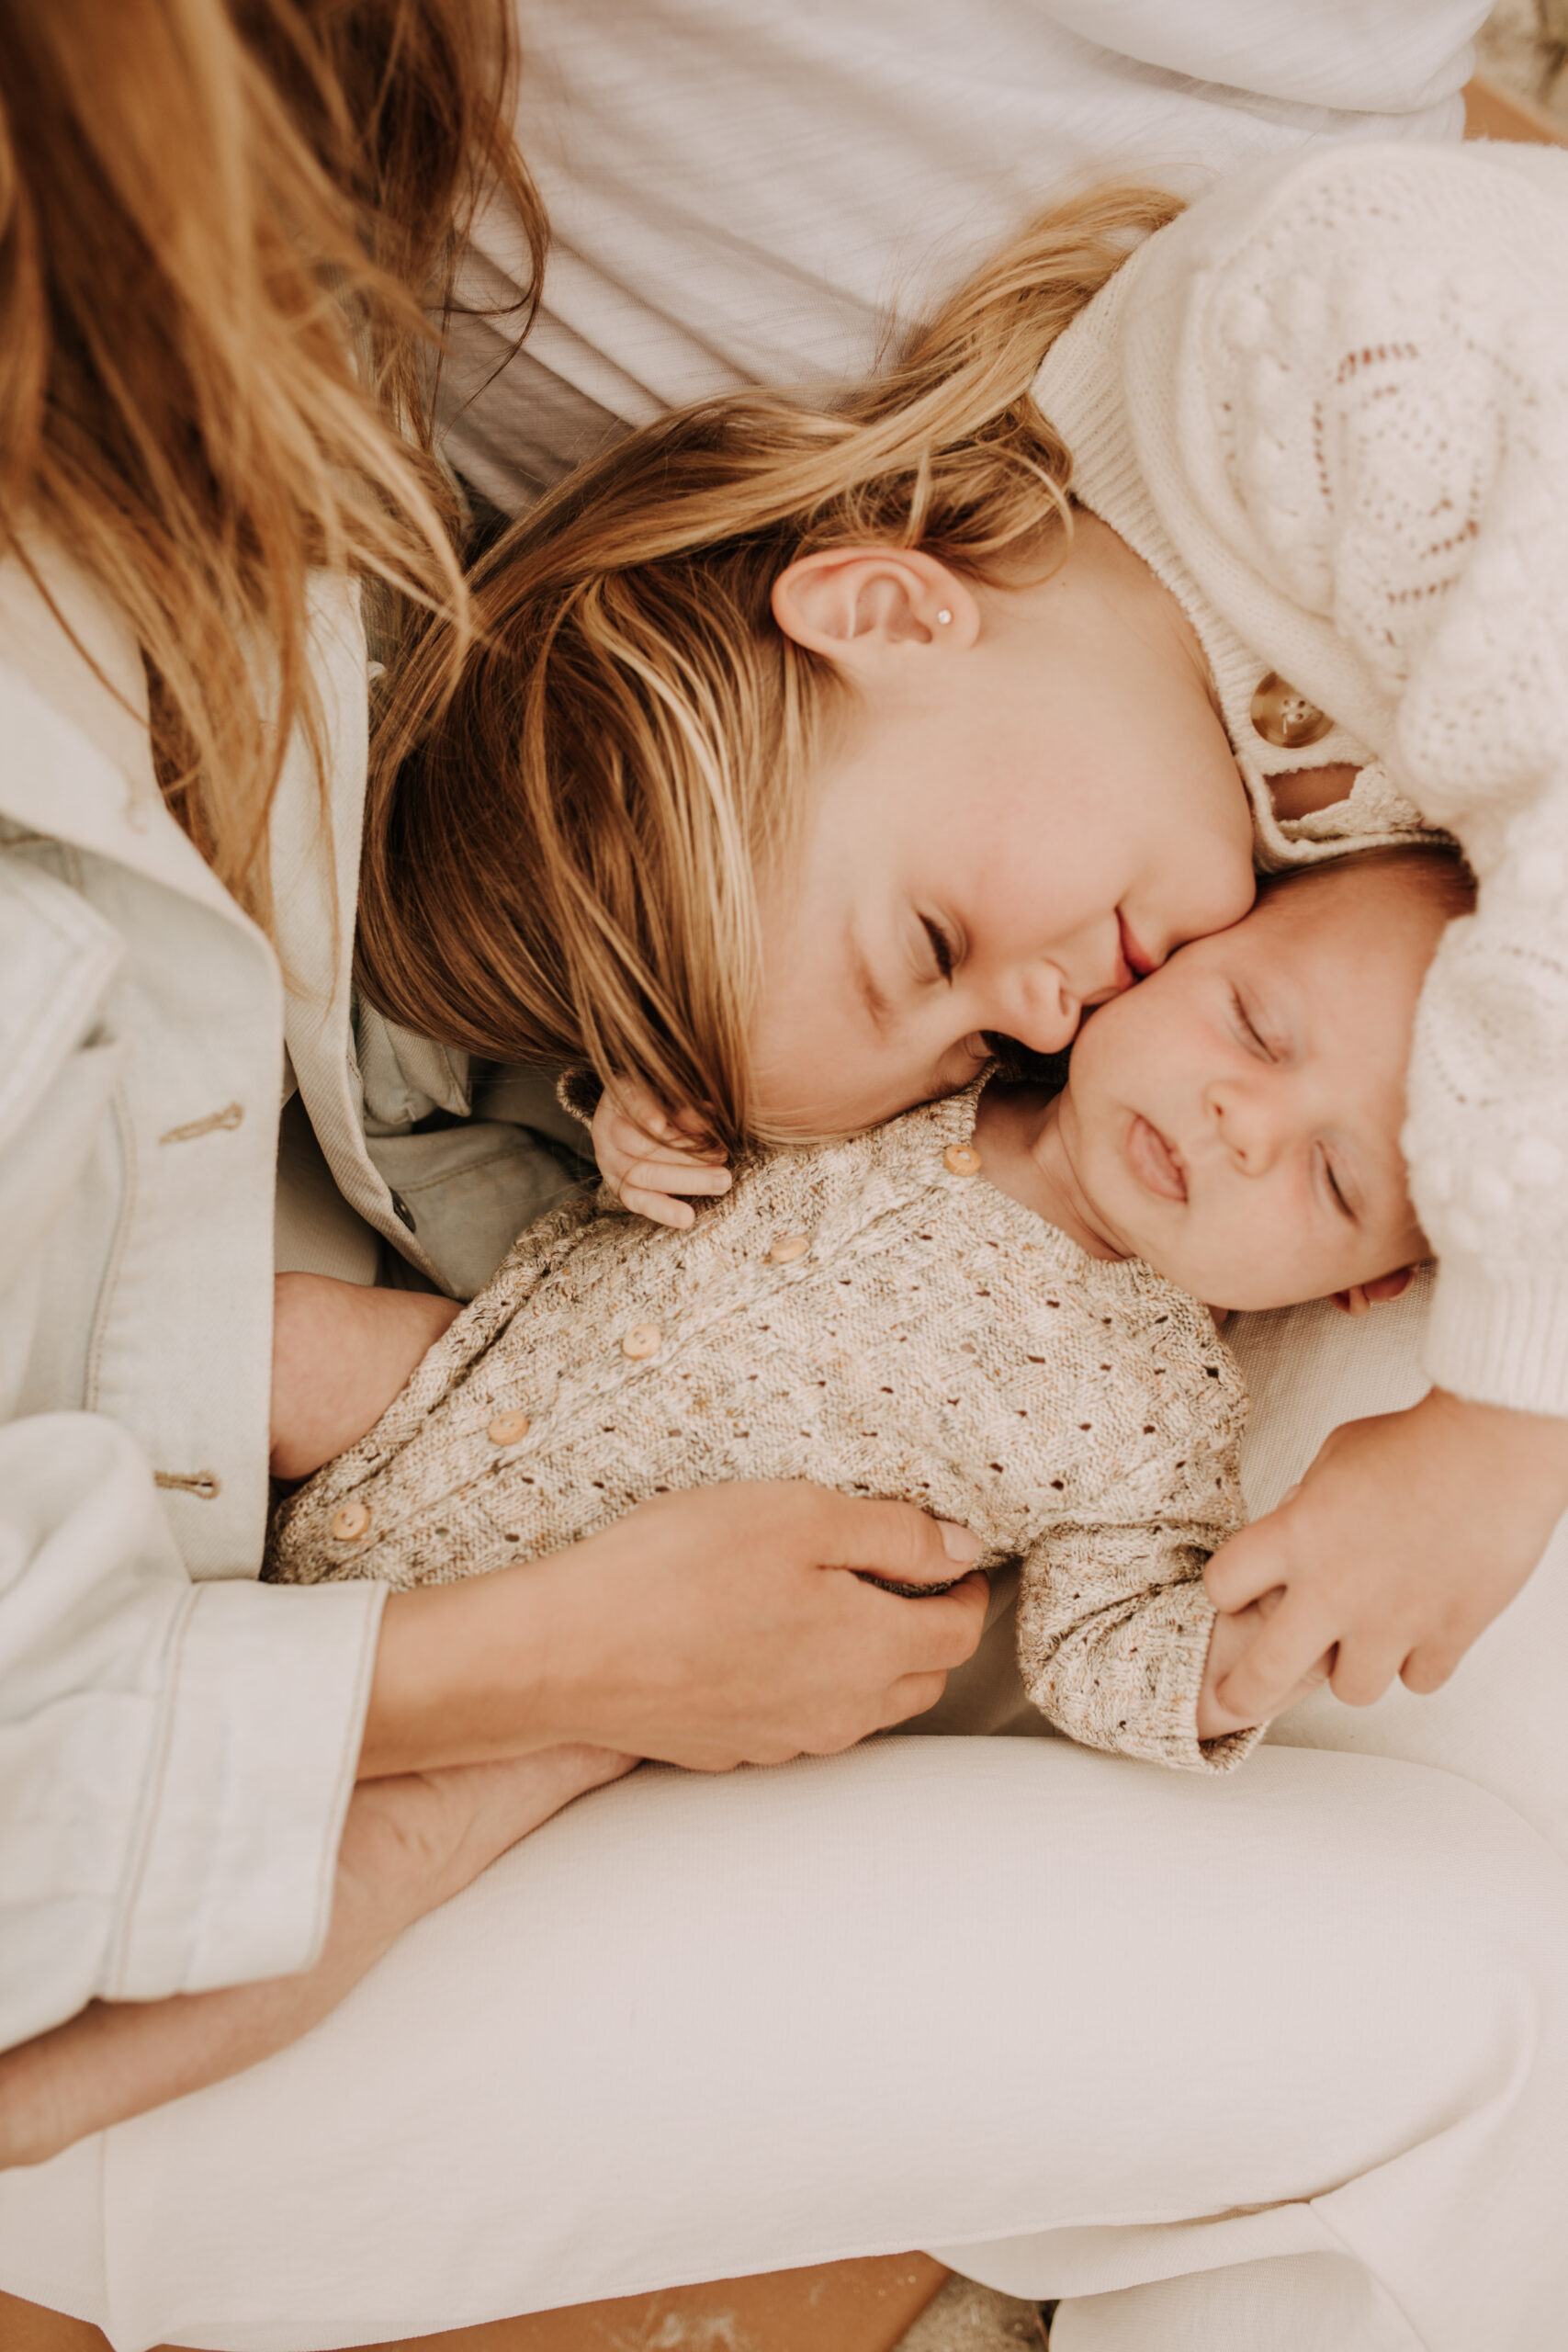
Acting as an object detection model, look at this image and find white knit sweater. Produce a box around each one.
[1035,140,1568,1418]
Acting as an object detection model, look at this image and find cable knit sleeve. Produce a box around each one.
[1121,142,1568,1415]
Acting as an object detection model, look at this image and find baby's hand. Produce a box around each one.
[1203,1389,1568,1724]
[592,1079,731,1230]
[271,1273,460,1482]
[1195,1587,1330,1742]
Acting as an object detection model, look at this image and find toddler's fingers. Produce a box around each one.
[1399,1637,1464,1697]
[1212,1590,1335,1724]
[668,1102,729,1152]
[1325,1633,1408,1711]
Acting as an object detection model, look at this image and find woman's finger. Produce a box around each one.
[878,1669,953,1728]
[1399,1638,1464,1697]
[855,1573,991,1675]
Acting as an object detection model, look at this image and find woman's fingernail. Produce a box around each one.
[938,1521,983,1564]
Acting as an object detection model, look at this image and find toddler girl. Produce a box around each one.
[273,847,1462,1769]
[359,140,1568,1725]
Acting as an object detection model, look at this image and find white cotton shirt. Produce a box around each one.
[0,549,412,2048]
[441,0,1488,508]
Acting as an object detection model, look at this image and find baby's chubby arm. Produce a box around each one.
[270,1272,461,1481]
[592,1077,732,1230]
[1018,1508,1254,1771]
[1021,1520,1327,1761]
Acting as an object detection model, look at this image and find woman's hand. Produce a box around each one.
[592,1080,732,1230]
[1203,1389,1568,1724]
[0,1747,633,2170]
[362,1483,989,1779]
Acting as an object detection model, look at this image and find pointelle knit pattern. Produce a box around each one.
[268,1081,1254,1772]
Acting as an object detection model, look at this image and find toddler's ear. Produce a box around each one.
[1330,1266,1416,1317]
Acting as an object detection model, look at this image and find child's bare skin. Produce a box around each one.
[286,856,1461,1765]
[17,852,1448,2169]
[271,1273,463,1482]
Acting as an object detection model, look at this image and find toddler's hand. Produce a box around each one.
[1203,1389,1568,1724]
[592,1079,731,1230]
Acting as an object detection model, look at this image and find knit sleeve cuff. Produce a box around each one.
[1127,1588,1266,1777]
[1423,1258,1568,1420]
[556,1067,603,1128]
[1021,1573,1266,1776]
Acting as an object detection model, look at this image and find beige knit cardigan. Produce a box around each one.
[269,1082,1257,1772]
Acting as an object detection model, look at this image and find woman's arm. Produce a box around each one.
[1206,1388,1568,1723]
[0,1414,387,2056]
[1,1473,984,2158]
[267,1280,989,1777]
[0,1747,632,2169]
[362,1483,988,1778]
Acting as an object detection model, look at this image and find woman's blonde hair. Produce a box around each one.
[0,0,543,926]
[359,182,1180,1149]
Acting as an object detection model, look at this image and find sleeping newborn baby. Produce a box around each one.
[269,846,1470,1772]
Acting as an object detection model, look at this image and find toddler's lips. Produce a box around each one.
[1126,1114,1187,1202]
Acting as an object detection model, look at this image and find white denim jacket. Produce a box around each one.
[0,547,579,2051]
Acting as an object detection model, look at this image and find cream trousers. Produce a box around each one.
[3,1279,1565,2352]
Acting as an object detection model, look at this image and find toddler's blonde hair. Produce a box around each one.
[358,183,1181,1148]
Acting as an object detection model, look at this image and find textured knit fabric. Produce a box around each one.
[1033,139,1568,1419]
[270,1082,1254,1772]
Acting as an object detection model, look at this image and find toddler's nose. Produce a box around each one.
[1009,962,1081,1057]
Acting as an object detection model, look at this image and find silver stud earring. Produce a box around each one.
[936,608,953,627]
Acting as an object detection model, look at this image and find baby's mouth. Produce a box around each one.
[1126,1114,1187,1203]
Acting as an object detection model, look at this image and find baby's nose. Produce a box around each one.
[1211,1083,1278,1170]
